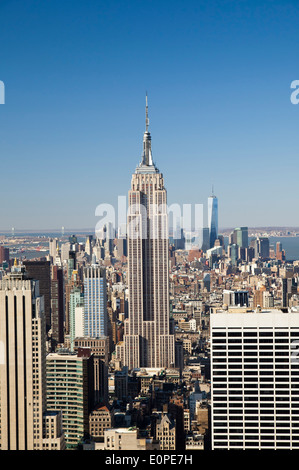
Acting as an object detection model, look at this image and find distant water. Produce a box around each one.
[0,231,91,238]
[268,237,299,261]
[224,236,299,261]
[3,232,299,262]
[1,232,88,261]
[222,236,299,262]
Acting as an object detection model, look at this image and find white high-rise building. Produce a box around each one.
[69,286,83,351]
[75,305,85,339]
[60,242,71,262]
[49,237,58,260]
[211,306,299,450]
[123,96,175,370]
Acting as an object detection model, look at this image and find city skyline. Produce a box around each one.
[0,1,299,229]
[2,0,299,456]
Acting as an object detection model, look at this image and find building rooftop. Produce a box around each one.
[212,306,293,314]
[105,427,137,434]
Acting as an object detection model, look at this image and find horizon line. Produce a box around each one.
[1,226,299,234]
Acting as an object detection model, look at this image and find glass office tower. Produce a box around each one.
[208,192,218,249]
[83,266,107,338]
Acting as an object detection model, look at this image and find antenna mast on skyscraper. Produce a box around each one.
[145,92,149,132]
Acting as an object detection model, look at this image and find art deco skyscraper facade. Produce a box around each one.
[123,97,175,370]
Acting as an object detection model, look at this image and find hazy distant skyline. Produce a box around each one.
[0,0,299,230]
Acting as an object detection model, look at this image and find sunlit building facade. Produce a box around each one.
[123,96,175,370]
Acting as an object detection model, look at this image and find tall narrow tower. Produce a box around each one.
[208,187,218,249]
[123,96,175,370]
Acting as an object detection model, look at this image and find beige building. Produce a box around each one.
[95,427,158,450]
[0,267,65,450]
[123,98,175,370]
[195,402,209,435]
[115,341,124,365]
[183,409,190,433]
[183,338,192,354]
[156,414,176,450]
[185,433,204,450]
[42,411,65,450]
[89,405,113,439]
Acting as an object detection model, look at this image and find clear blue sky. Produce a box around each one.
[0,0,299,231]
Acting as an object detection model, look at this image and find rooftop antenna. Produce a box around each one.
[145,91,149,132]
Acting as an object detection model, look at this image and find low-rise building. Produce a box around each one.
[155,414,176,450]
[94,427,159,450]
[89,406,114,439]
[185,432,204,450]
[42,411,66,450]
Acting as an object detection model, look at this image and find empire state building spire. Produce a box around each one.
[145,92,149,133]
[124,95,175,370]
[140,93,154,168]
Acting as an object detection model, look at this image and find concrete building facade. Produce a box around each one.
[211,307,299,449]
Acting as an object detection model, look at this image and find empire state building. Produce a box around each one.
[123,97,175,370]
